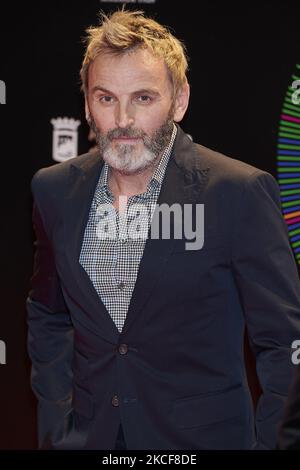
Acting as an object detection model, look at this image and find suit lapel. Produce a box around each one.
[122,127,210,335]
[63,152,120,342]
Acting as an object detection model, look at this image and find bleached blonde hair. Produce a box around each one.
[80,9,188,95]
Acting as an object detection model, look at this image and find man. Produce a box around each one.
[27,10,300,450]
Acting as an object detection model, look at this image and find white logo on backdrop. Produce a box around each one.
[51,117,81,162]
[0,340,6,365]
[99,0,156,3]
[0,80,6,104]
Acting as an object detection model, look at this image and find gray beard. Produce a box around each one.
[88,116,174,175]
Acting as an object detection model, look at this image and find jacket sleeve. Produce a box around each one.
[231,170,300,449]
[26,175,74,449]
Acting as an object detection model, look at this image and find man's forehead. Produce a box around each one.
[88,49,170,86]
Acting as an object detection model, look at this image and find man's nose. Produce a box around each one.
[115,102,135,128]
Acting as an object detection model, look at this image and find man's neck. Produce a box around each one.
[108,156,161,198]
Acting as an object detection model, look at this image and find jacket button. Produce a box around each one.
[111,395,119,407]
[118,343,128,355]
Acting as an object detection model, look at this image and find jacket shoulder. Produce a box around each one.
[174,127,270,186]
[31,151,100,195]
[193,143,279,206]
[30,151,101,232]
[195,143,267,182]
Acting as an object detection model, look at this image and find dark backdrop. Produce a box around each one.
[0,0,299,449]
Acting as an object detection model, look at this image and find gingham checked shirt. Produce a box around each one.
[79,125,177,332]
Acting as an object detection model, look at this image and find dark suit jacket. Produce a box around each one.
[278,365,300,449]
[26,125,300,450]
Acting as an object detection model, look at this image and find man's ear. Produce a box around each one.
[173,82,190,123]
[85,98,91,122]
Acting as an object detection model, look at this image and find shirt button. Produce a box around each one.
[111,395,119,407]
[118,282,125,290]
[118,344,128,355]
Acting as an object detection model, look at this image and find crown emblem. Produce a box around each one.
[51,117,81,132]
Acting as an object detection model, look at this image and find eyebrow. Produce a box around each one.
[91,86,161,97]
[91,86,112,95]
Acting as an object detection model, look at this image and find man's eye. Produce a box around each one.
[137,95,152,103]
[99,96,114,103]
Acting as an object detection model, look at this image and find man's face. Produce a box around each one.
[85,48,189,174]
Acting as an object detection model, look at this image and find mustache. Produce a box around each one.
[88,117,149,143]
[107,127,147,141]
